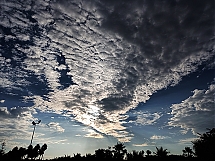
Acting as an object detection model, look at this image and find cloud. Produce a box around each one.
[0,0,214,143]
[169,83,215,135]
[129,111,162,126]
[133,143,149,147]
[84,129,104,139]
[0,106,36,149]
[178,138,198,145]
[47,122,65,133]
[150,135,170,140]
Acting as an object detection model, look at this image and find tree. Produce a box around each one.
[146,149,152,156]
[73,153,82,159]
[19,147,27,159]
[0,142,6,158]
[95,148,106,159]
[113,142,127,160]
[105,146,113,159]
[32,144,41,159]
[192,128,215,160]
[39,144,48,160]
[7,146,21,160]
[27,144,34,159]
[154,147,169,157]
[127,150,144,160]
[95,146,113,160]
[182,147,194,157]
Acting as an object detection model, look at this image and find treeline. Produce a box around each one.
[50,145,195,161]
[0,128,214,161]
[0,143,47,161]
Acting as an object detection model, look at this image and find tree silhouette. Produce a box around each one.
[192,128,215,160]
[94,146,113,160]
[153,147,169,158]
[112,142,127,160]
[39,144,48,160]
[146,149,152,156]
[105,146,113,159]
[73,153,82,160]
[0,142,6,158]
[7,146,19,160]
[27,144,33,159]
[95,148,106,159]
[19,147,27,159]
[127,150,144,160]
[33,144,41,159]
[182,147,194,157]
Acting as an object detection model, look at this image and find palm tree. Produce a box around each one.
[154,147,169,157]
[182,147,194,157]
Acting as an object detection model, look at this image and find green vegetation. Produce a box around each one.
[0,128,214,161]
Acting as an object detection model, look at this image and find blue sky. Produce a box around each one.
[0,0,214,159]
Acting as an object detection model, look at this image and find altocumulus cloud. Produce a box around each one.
[169,83,215,135]
[0,0,214,142]
[0,106,35,147]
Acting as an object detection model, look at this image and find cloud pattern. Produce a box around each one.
[169,84,215,135]
[0,0,214,143]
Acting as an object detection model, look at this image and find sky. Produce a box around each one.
[0,0,214,159]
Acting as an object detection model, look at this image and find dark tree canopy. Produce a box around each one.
[192,128,215,160]
[153,147,169,158]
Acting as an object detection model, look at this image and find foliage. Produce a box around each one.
[182,147,194,157]
[146,149,152,156]
[126,150,144,160]
[192,128,215,160]
[0,142,6,157]
[153,146,169,157]
[112,142,127,160]
[1,143,47,161]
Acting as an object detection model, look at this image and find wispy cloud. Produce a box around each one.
[178,138,198,145]
[84,129,104,139]
[150,135,170,140]
[133,143,153,147]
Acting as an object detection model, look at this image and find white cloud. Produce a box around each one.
[84,129,104,139]
[47,122,65,133]
[179,138,198,145]
[0,107,36,149]
[150,135,170,140]
[133,143,149,147]
[169,84,215,135]
[133,112,162,126]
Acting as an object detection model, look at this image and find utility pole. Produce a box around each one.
[30,120,41,145]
